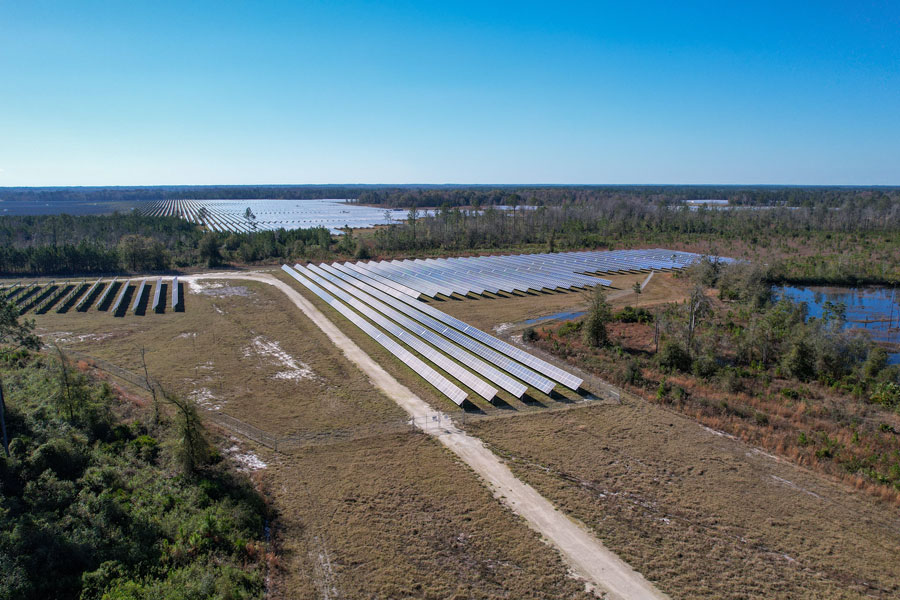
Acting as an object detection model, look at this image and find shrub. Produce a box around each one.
[558,320,582,337]
[780,387,800,400]
[692,354,719,379]
[658,340,692,372]
[616,306,653,324]
[782,339,816,381]
[623,359,642,385]
[522,327,538,343]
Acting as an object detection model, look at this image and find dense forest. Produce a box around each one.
[0,303,269,599]
[0,213,332,275]
[0,189,898,285]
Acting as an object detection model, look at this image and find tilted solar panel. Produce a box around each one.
[281,265,468,406]
[324,264,529,397]
[321,263,560,393]
[296,265,498,401]
[333,262,584,391]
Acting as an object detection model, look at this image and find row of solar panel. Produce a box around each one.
[281,262,585,407]
[1,277,182,315]
[332,249,730,299]
[141,199,413,235]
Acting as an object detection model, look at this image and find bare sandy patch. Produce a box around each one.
[243,335,316,381]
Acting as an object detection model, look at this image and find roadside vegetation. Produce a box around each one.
[524,260,900,503]
[0,299,269,600]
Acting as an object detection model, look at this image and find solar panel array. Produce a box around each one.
[1,277,179,316]
[338,248,731,299]
[281,257,589,407]
[281,265,469,406]
[141,199,424,235]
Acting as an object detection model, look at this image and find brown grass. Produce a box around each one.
[32,275,596,599]
[261,433,593,600]
[470,402,900,599]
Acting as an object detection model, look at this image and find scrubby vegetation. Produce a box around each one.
[0,301,269,599]
[526,260,900,502]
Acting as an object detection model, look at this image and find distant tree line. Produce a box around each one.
[355,186,900,209]
[0,188,897,282]
[0,212,334,275]
[374,200,896,247]
[2,184,898,209]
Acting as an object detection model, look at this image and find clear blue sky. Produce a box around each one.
[1,1,898,185]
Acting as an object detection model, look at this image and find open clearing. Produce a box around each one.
[30,271,622,598]
[469,401,900,599]
[31,267,900,599]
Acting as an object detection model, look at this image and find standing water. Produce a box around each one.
[775,286,900,365]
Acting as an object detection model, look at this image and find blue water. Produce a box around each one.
[523,310,586,325]
[775,286,900,365]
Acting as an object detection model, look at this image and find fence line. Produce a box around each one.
[65,349,620,452]
[64,349,423,452]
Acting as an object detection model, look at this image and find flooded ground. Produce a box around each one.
[776,285,900,364]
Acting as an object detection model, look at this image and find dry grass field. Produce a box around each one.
[29,268,900,599]
[468,400,900,599]
[33,277,406,436]
[259,433,593,600]
[30,275,596,599]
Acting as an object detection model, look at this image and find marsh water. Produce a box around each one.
[775,285,900,364]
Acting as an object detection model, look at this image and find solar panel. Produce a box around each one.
[332,261,583,391]
[282,265,468,406]
[3,283,23,301]
[152,277,163,313]
[339,248,724,299]
[320,263,558,394]
[172,276,181,310]
[76,278,104,311]
[54,280,86,313]
[131,279,148,313]
[110,280,130,314]
[96,278,118,310]
[141,199,422,235]
[322,264,528,397]
[295,265,498,401]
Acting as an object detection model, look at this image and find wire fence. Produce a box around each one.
[66,349,619,453]
[65,349,425,452]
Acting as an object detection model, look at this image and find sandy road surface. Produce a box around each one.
[185,272,668,600]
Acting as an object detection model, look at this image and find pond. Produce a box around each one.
[522,310,586,325]
[775,285,900,365]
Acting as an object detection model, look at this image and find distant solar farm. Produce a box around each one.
[141,198,419,234]
[1,277,183,317]
[282,249,724,407]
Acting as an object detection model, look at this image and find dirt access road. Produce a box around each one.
[183,272,667,600]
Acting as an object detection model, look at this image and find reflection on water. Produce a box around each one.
[775,286,900,364]
[523,310,586,325]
